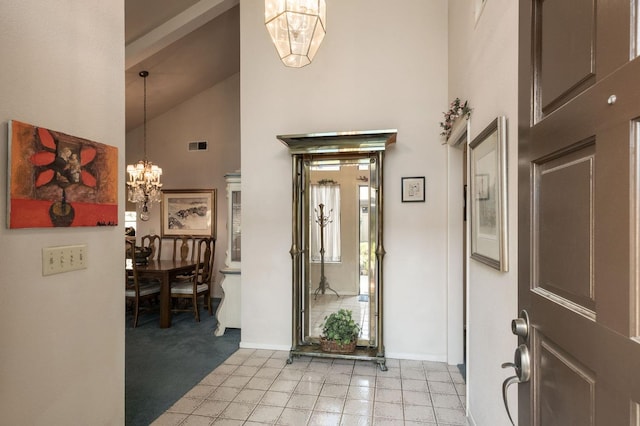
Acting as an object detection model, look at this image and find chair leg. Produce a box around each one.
[133,299,140,328]
[193,294,200,322]
[207,293,212,315]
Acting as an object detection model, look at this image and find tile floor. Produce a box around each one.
[151,348,469,426]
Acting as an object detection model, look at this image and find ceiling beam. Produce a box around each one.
[125,0,239,70]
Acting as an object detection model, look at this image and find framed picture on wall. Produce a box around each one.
[401,177,425,202]
[161,189,216,238]
[469,116,508,271]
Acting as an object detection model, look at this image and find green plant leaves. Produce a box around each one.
[321,308,360,345]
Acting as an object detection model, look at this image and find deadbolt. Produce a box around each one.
[511,309,530,340]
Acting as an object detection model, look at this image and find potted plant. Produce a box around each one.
[320,309,361,354]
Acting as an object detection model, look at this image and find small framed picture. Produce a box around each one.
[401,177,425,203]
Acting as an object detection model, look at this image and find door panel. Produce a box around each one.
[535,143,594,311]
[539,0,595,116]
[519,0,640,424]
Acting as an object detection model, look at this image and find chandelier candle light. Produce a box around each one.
[265,0,326,68]
[127,70,162,221]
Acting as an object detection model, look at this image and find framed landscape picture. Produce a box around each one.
[469,116,508,271]
[161,189,216,238]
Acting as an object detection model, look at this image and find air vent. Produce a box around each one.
[188,141,208,151]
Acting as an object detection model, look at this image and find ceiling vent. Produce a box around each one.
[188,141,208,151]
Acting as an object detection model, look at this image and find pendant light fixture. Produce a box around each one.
[126,70,162,221]
[265,0,326,68]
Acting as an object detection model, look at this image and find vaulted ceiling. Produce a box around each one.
[125,0,240,132]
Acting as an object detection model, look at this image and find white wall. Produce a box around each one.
[0,1,124,424]
[448,1,519,425]
[127,73,241,297]
[240,0,456,360]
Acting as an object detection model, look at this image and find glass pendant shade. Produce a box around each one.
[265,0,326,68]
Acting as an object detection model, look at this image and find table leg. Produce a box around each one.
[160,271,172,328]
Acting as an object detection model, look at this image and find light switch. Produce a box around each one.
[42,244,88,276]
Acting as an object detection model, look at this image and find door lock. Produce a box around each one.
[501,344,531,426]
[511,309,530,340]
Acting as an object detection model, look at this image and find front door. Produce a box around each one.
[518,0,640,424]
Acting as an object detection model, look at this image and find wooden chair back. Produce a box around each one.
[172,236,196,262]
[140,234,162,260]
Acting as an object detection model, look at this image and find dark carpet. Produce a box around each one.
[125,299,240,426]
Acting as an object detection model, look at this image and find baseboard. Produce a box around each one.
[385,351,448,363]
[239,341,291,352]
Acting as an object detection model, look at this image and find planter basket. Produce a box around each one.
[320,337,357,354]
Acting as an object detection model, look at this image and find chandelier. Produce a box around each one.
[265,0,326,68]
[126,70,162,221]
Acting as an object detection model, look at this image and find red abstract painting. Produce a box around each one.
[8,120,118,228]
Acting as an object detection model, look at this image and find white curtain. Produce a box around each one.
[310,184,341,262]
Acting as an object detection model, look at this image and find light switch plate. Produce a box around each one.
[42,244,87,276]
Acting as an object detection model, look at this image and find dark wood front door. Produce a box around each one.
[518,0,640,424]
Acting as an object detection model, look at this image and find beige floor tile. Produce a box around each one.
[340,413,372,426]
[208,386,241,402]
[260,390,291,407]
[181,414,216,426]
[374,388,402,404]
[348,385,375,401]
[270,379,299,393]
[221,375,252,389]
[308,411,342,425]
[246,376,275,391]
[429,380,457,395]
[314,396,345,413]
[402,378,429,393]
[426,370,452,383]
[214,364,239,375]
[372,401,403,420]
[276,407,312,425]
[233,388,266,404]
[402,390,432,406]
[294,380,323,396]
[404,404,436,423]
[300,371,327,383]
[211,418,244,425]
[375,377,402,390]
[278,368,305,381]
[325,372,352,385]
[200,372,229,387]
[343,399,373,416]
[233,365,259,377]
[434,406,468,425]
[351,374,375,388]
[254,367,283,380]
[372,416,405,425]
[247,404,284,424]
[219,401,257,421]
[321,383,349,399]
[401,368,426,380]
[192,400,230,417]
[431,393,463,409]
[286,393,318,410]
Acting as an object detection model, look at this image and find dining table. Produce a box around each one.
[135,259,199,328]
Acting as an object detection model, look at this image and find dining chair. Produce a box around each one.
[170,237,215,321]
[140,234,162,260]
[125,240,161,327]
[172,235,197,282]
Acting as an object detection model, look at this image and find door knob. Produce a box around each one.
[501,344,531,426]
[511,309,530,340]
